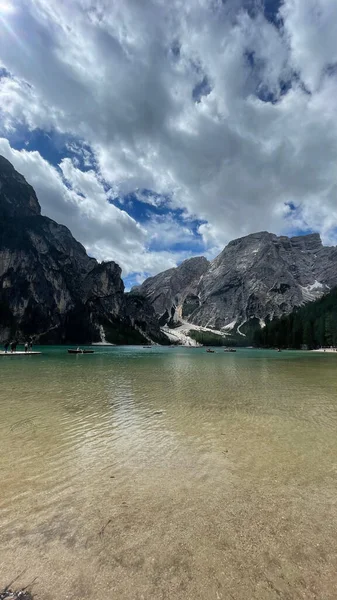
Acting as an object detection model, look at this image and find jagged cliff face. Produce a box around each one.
[137,231,337,331]
[0,156,168,345]
[133,256,210,326]
[0,155,41,219]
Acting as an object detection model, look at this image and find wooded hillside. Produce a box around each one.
[254,287,337,349]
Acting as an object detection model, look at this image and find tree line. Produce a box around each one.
[254,287,337,349]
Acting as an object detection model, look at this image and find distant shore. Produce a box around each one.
[310,348,337,353]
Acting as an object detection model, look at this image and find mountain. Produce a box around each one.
[136,231,337,332]
[133,256,210,327]
[0,155,168,345]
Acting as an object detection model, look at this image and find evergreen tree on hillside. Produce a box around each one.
[303,320,314,349]
[254,287,337,349]
[325,314,333,346]
[331,315,337,346]
[314,316,325,348]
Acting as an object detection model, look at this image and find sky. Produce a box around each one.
[0,0,337,287]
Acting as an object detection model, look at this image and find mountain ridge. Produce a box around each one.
[0,155,168,345]
[2,153,337,343]
[136,230,337,331]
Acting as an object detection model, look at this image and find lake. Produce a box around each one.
[1,346,337,599]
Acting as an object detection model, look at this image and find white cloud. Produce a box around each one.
[0,137,193,276]
[144,213,202,251]
[282,0,337,92]
[0,0,337,278]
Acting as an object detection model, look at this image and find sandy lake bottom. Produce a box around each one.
[1,346,337,599]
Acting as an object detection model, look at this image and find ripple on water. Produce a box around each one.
[1,348,337,598]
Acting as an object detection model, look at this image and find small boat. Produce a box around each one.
[206,348,215,353]
[67,349,94,354]
[143,346,152,348]
[224,348,236,353]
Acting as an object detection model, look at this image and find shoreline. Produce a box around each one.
[310,348,337,353]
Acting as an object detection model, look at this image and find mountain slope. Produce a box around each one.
[137,231,337,330]
[254,286,337,349]
[0,156,168,345]
[133,256,209,326]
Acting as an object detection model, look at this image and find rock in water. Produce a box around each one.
[136,231,337,331]
[0,588,33,600]
[0,155,168,345]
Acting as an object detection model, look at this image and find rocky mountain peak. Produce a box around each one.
[133,255,210,324]
[138,231,337,332]
[0,155,41,218]
[225,231,273,247]
[0,156,168,345]
[289,232,323,251]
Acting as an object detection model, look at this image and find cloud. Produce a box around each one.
[0,0,337,278]
[0,138,145,265]
[145,212,204,252]
[282,0,337,92]
[0,137,194,276]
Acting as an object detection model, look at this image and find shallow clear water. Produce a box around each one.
[1,346,337,599]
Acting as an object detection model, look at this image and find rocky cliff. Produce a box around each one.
[136,231,337,332]
[134,256,209,326]
[0,156,168,345]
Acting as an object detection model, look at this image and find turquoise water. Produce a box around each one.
[1,346,337,599]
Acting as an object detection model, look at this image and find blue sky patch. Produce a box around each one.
[113,192,207,253]
[245,50,293,104]
[244,0,283,26]
[6,127,96,173]
[263,0,283,26]
[193,76,212,102]
[7,127,70,165]
[0,67,11,79]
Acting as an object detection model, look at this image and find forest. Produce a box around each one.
[254,287,337,349]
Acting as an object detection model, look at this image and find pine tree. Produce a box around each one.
[331,312,337,347]
[253,287,337,349]
[314,316,325,348]
[325,314,333,346]
[303,320,314,349]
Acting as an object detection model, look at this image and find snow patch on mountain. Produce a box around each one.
[223,320,237,331]
[237,321,247,337]
[162,320,231,346]
[301,280,326,302]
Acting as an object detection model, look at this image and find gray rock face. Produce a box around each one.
[137,231,337,330]
[0,156,168,345]
[0,156,40,218]
[133,256,210,326]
